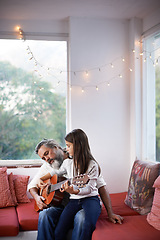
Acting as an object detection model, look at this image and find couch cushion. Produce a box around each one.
[13,174,31,203]
[92,215,160,240]
[0,206,19,236]
[99,192,139,220]
[125,159,160,215]
[16,199,39,231]
[0,167,15,208]
[8,172,18,206]
[110,192,140,216]
[147,175,160,230]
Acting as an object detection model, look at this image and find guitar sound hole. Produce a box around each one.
[47,185,51,194]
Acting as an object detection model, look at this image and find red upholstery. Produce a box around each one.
[0,206,19,236]
[109,192,139,216]
[1,192,159,238]
[16,199,39,231]
[93,215,160,240]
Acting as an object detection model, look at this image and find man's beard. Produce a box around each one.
[50,151,64,169]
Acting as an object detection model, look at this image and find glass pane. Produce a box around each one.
[155,35,160,162]
[0,39,67,160]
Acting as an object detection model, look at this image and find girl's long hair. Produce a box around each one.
[65,129,98,175]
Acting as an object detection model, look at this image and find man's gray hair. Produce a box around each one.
[35,139,62,154]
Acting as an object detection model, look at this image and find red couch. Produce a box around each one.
[0,192,160,239]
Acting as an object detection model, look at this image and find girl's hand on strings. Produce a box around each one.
[60,180,79,194]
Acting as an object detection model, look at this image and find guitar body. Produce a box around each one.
[34,173,90,211]
[34,175,64,211]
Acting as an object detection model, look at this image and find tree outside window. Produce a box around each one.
[0,39,67,160]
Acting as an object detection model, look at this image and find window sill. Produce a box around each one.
[0,159,43,168]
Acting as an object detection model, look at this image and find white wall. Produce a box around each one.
[143,8,160,34]
[0,17,131,193]
[1,11,159,193]
[69,17,130,193]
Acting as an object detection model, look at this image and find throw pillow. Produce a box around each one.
[125,159,160,215]
[8,172,18,206]
[147,175,160,230]
[13,174,31,203]
[0,167,15,208]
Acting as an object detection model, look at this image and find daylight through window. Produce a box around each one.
[142,32,160,162]
[0,39,67,160]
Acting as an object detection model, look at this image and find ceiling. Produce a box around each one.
[0,0,160,21]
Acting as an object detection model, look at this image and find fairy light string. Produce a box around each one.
[16,26,160,93]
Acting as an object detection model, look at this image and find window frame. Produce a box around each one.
[0,31,70,167]
[142,31,160,162]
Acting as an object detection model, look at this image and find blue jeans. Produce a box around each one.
[37,206,63,240]
[55,196,101,240]
[37,206,86,240]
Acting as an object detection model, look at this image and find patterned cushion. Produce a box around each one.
[147,176,160,230]
[13,175,30,203]
[8,173,18,206]
[0,167,15,208]
[125,159,160,215]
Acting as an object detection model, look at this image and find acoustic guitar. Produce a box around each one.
[34,174,90,211]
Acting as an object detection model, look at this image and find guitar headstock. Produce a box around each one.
[72,174,89,188]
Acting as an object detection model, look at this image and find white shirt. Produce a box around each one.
[49,158,103,199]
[28,159,106,199]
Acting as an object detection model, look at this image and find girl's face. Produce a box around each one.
[65,140,74,157]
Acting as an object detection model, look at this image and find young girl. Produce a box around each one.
[39,129,101,240]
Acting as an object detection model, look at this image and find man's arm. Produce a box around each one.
[29,187,47,210]
[98,186,123,224]
[28,163,52,210]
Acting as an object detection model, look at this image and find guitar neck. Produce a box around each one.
[49,174,89,193]
[50,179,71,192]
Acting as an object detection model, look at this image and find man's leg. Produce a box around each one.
[71,209,85,240]
[37,206,63,240]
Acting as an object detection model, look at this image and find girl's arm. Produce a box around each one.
[62,161,98,196]
[77,161,98,195]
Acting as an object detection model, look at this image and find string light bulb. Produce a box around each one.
[85,71,89,77]
[14,26,160,95]
[16,26,21,31]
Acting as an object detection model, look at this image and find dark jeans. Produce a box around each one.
[37,206,86,240]
[55,196,101,240]
[37,206,63,240]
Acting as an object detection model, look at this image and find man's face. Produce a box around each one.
[38,145,58,165]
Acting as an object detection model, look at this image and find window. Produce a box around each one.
[142,32,160,162]
[0,39,67,160]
